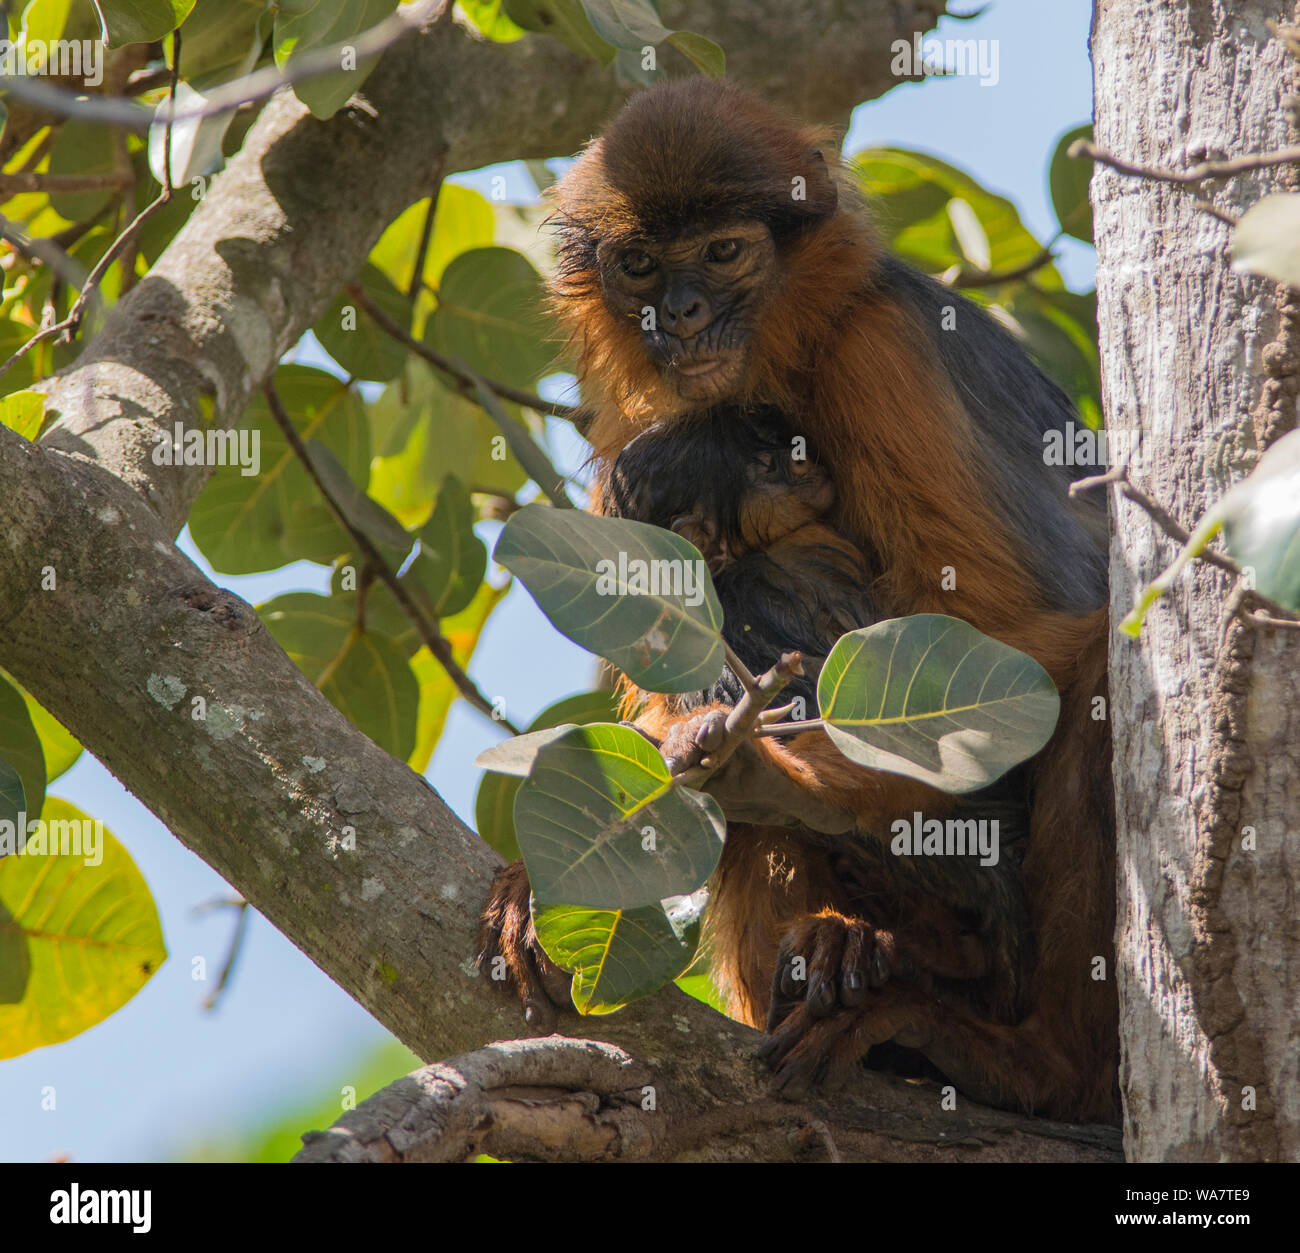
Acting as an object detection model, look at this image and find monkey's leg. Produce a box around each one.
[476,859,572,1031]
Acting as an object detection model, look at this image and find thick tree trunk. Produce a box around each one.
[1093,0,1300,1161]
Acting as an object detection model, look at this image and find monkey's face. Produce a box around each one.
[597,221,778,404]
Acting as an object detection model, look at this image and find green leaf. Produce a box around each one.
[475,689,619,861]
[1049,124,1094,244]
[0,390,45,441]
[258,592,418,759]
[580,0,669,46]
[425,246,551,391]
[189,365,369,574]
[1002,288,1101,420]
[532,896,702,1014]
[290,438,413,569]
[1219,427,1300,610]
[274,0,401,119]
[0,673,45,824]
[818,614,1060,794]
[406,474,487,619]
[47,121,117,221]
[368,185,496,318]
[176,0,271,83]
[503,0,615,63]
[514,723,725,909]
[457,0,528,40]
[851,148,1060,286]
[0,799,166,1059]
[23,692,81,783]
[368,362,527,525]
[407,579,508,772]
[100,0,196,47]
[494,504,724,693]
[666,30,724,76]
[0,760,24,835]
[0,322,38,392]
[1232,193,1300,288]
[315,264,411,382]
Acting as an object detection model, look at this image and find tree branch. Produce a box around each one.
[291,1037,1123,1163]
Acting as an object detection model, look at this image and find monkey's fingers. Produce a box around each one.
[477,860,571,1031]
[758,993,936,1100]
[660,708,728,774]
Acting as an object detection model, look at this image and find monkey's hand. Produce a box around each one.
[477,859,572,1032]
[756,911,937,1097]
[657,708,857,835]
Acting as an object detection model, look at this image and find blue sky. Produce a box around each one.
[0,0,1096,1161]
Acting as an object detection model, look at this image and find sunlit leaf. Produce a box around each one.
[0,391,45,441]
[407,579,509,772]
[818,614,1060,793]
[259,592,417,759]
[0,800,166,1059]
[474,688,619,860]
[514,723,725,909]
[532,896,701,1014]
[502,0,614,63]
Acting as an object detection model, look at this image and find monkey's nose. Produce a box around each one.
[661,284,712,338]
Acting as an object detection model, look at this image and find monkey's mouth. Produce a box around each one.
[676,358,726,379]
[664,350,746,401]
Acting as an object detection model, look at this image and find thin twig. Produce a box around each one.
[0,171,133,196]
[0,32,183,384]
[722,640,760,695]
[262,381,521,735]
[675,651,805,788]
[1073,466,1300,626]
[407,175,445,310]
[1071,466,1239,574]
[347,282,577,420]
[199,898,251,1012]
[1070,137,1300,186]
[0,0,446,133]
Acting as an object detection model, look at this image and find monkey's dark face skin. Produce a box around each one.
[597,220,778,403]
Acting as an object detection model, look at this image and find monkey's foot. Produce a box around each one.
[477,859,571,1031]
[757,911,934,1097]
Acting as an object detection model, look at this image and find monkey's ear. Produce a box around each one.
[800,146,838,219]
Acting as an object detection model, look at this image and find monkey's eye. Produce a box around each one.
[705,238,742,263]
[621,250,657,277]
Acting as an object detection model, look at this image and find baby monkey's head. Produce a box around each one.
[606,406,835,572]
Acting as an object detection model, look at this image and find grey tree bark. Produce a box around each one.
[1093,0,1300,1161]
[0,3,1126,1161]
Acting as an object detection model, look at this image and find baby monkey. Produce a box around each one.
[603,405,875,706]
